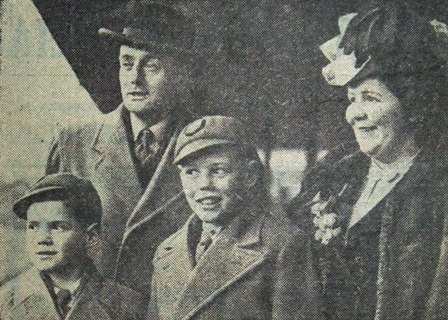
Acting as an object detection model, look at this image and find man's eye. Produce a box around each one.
[348,96,356,103]
[144,63,161,72]
[212,168,228,176]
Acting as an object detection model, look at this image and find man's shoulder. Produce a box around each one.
[54,108,120,141]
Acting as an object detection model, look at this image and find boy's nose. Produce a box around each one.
[198,174,214,190]
[36,230,53,245]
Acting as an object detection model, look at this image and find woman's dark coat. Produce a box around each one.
[288,138,448,320]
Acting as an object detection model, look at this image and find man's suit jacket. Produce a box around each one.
[46,106,191,294]
[147,207,324,320]
[288,136,448,320]
[0,267,145,320]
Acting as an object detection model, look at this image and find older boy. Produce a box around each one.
[0,173,145,320]
[147,116,323,320]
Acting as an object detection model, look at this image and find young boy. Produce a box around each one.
[147,116,323,320]
[0,173,145,320]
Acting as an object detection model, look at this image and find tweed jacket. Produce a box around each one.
[288,138,448,320]
[147,205,324,320]
[0,267,145,320]
[46,106,190,293]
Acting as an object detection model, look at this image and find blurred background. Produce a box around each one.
[1,0,447,284]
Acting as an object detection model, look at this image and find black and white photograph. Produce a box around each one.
[1,1,448,319]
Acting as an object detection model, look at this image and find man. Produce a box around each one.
[147,116,323,320]
[46,1,195,288]
[0,173,145,319]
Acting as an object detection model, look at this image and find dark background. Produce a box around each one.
[32,0,448,163]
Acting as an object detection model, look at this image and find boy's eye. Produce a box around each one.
[27,223,37,230]
[120,61,133,69]
[185,168,199,177]
[51,222,71,231]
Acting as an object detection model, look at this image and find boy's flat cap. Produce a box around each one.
[13,173,102,224]
[174,116,250,165]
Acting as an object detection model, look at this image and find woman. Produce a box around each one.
[289,4,448,320]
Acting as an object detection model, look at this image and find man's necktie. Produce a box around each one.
[134,129,157,165]
[195,230,215,263]
[56,288,72,318]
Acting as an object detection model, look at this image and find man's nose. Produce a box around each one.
[346,102,368,125]
[129,65,145,85]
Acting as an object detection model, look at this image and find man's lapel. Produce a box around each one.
[7,268,60,320]
[91,106,143,209]
[174,214,268,320]
[124,124,184,232]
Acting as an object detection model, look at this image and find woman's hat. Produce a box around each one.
[98,1,195,56]
[320,3,448,86]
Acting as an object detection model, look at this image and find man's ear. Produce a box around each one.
[243,160,259,188]
[86,223,99,249]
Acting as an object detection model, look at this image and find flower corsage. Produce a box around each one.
[310,184,348,245]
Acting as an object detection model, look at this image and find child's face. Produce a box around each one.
[178,147,249,226]
[26,201,88,274]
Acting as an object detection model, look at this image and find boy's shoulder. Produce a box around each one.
[0,268,59,319]
[0,268,39,299]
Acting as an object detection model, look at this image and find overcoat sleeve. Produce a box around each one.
[272,232,324,320]
[145,273,160,320]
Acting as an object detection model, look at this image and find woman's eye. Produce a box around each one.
[27,224,36,230]
[363,94,381,102]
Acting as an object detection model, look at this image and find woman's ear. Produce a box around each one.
[243,160,259,188]
[86,223,100,249]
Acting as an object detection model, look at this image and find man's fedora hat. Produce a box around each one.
[99,1,195,55]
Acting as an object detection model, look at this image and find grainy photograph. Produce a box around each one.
[1,0,448,319]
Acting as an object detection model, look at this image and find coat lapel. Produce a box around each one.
[91,106,143,210]
[124,123,184,233]
[152,216,198,317]
[7,268,60,320]
[174,213,268,320]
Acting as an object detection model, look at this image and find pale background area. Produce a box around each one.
[0,0,315,284]
[0,0,100,284]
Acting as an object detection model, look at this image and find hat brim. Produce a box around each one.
[13,186,70,220]
[174,139,238,165]
[98,28,193,56]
